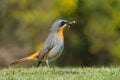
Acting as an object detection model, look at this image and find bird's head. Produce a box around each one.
[50,19,75,32]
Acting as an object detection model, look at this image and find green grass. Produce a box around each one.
[0,67,120,80]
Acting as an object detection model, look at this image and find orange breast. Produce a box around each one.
[57,27,64,42]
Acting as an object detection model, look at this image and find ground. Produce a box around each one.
[0,67,120,80]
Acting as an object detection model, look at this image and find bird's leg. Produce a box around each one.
[46,59,50,68]
[36,61,42,67]
[46,59,55,71]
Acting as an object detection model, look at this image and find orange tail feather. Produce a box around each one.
[10,51,40,66]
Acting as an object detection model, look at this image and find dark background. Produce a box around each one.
[0,0,120,68]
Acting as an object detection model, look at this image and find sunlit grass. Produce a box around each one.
[0,67,120,80]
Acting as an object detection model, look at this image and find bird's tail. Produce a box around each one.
[10,51,40,66]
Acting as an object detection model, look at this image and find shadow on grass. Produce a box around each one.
[53,70,79,74]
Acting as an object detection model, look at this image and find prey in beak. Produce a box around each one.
[67,20,76,30]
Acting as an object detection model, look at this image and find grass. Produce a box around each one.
[0,67,120,80]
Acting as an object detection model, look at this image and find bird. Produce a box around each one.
[10,19,75,67]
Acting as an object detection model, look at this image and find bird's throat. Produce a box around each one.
[57,28,64,42]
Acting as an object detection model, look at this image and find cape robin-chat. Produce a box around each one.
[10,19,75,67]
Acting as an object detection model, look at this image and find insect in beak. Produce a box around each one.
[67,20,76,30]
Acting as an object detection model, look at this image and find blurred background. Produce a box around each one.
[0,0,120,68]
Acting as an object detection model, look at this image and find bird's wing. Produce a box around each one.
[38,33,56,60]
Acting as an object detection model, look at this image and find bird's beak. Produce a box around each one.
[62,21,75,28]
[60,20,76,30]
[60,22,68,29]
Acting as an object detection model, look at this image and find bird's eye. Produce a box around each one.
[61,21,68,27]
